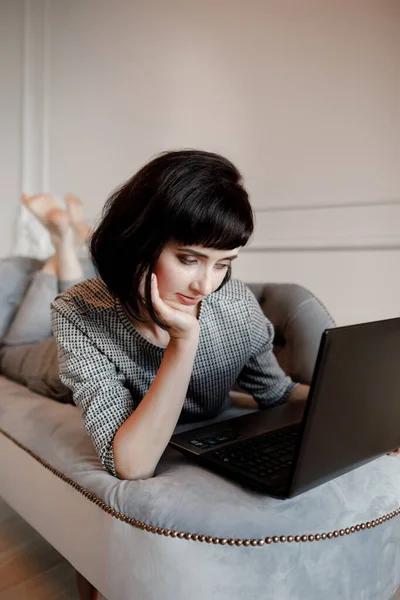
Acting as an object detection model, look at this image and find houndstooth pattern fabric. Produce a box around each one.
[50,278,296,476]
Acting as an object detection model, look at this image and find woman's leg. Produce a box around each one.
[1,209,84,347]
[0,196,91,401]
[0,256,44,339]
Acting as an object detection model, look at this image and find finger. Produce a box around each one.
[150,274,171,319]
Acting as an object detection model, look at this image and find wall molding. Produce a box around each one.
[13,0,54,259]
[252,197,400,213]
[244,199,400,251]
[15,1,399,255]
[21,0,50,194]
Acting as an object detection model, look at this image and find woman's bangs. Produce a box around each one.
[171,208,252,250]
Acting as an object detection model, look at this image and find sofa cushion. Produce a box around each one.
[1,375,399,545]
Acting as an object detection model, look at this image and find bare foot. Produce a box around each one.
[46,209,74,247]
[65,193,92,247]
[22,193,61,229]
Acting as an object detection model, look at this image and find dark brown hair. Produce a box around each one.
[90,149,254,328]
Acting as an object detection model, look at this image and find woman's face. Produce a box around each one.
[153,240,240,314]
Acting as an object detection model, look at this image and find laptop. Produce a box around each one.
[169,317,400,498]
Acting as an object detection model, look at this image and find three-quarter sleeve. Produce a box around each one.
[51,298,134,476]
[235,288,297,406]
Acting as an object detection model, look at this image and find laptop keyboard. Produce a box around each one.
[210,427,300,479]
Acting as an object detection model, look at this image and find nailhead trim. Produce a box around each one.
[1,426,399,546]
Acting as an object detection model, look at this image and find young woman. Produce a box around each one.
[50,150,309,480]
[0,150,309,482]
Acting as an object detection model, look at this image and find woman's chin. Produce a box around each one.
[167,298,198,314]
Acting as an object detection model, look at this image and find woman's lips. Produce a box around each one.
[177,294,202,306]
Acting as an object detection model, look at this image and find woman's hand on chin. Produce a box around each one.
[151,274,200,341]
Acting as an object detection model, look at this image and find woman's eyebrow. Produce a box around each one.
[179,248,238,261]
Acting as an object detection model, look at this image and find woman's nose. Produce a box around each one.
[191,272,213,296]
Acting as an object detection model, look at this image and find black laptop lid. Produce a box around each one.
[289,317,400,497]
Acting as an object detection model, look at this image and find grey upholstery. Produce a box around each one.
[0,256,399,600]
[233,283,335,394]
[1,377,399,600]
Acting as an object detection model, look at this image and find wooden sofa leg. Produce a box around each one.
[76,570,107,600]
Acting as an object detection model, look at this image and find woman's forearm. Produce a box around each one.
[113,334,199,480]
[287,383,310,404]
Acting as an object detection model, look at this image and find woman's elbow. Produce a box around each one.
[114,462,155,481]
[112,438,155,481]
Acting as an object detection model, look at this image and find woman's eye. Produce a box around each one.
[179,257,197,265]
[216,264,230,270]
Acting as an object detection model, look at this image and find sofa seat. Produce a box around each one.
[1,374,400,600]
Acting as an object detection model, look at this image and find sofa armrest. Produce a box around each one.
[247,282,335,385]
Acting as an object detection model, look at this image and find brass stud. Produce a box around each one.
[198,535,206,542]
[212,538,220,545]
[184,533,191,540]
[2,427,398,549]
[177,532,185,539]
[205,536,212,544]
[272,536,280,543]
[287,536,294,543]
[280,536,287,543]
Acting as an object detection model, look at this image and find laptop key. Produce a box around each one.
[209,427,300,479]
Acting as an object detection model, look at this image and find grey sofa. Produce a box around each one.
[0,256,399,600]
